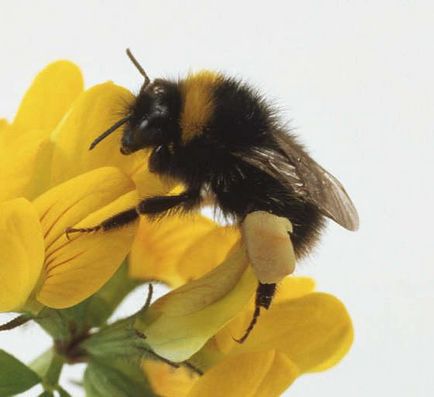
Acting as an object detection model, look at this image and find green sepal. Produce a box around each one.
[84,358,156,397]
[81,318,148,360]
[80,281,153,361]
[0,349,41,396]
[33,307,79,346]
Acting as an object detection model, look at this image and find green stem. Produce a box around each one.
[31,348,65,391]
[44,351,64,388]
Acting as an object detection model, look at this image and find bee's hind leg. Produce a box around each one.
[234,211,296,343]
[234,282,276,343]
[65,208,139,239]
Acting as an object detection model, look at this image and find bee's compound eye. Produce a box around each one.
[139,119,149,130]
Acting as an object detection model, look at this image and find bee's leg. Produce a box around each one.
[65,208,139,238]
[234,282,276,344]
[136,189,201,217]
[65,190,201,238]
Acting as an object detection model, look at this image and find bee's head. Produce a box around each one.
[120,79,181,155]
[89,50,229,156]
[89,49,181,154]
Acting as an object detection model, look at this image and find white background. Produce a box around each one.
[0,1,433,396]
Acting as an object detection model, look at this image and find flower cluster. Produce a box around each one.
[0,61,353,397]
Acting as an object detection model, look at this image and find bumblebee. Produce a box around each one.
[68,49,359,342]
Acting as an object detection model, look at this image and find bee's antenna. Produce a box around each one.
[126,48,150,87]
[89,116,131,150]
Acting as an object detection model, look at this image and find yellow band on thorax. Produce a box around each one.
[180,70,221,143]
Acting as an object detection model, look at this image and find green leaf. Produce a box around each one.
[0,349,40,396]
[84,359,155,397]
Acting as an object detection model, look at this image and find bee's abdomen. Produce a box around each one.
[212,164,325,258]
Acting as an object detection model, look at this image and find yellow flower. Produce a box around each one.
[143,361,199,397]
[0,59,226,313]
[136,243,257,362]
[0,61,148,312]
[1,59,353,397]
[129,214,240,287]
[135,208,353,397]
[135,212,299,362]
[142,277,353,397]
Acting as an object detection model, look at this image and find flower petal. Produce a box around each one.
[0,129,54,201]
[128,152,179,197]
[13,61,83,133]
[232,293,354,373]
[176,226,240,282]
[136,245,257,362]
[129,214,219,286]
[50,83,145,186]
[0,198,44,312]
[0,119,8,141]
[188,350,298,397]
[274,276,316,303]
[198,276,317,359]
[143,361,198,397]
[254,352,299,397]
[33,167,138,308]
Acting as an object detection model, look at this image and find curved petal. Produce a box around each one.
[13,61,83,133]
[0,129,54,201]
[129,214,218,287]
[0,119,8,141]
[176,226,240,282]
[143,361,198,397]
[198,276,317,359]
[0,199,44,312]
[33,167,138,308]
[254,352,299,397]
[128,152,179,198]
[50,83,145,186]
[188,350,298,397]
[232,293,354,373]
[136,245,257,362]
[274,276,316,303]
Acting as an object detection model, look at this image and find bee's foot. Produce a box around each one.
[65,226,102,240]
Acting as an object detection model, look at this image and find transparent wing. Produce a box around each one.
[234,132,359,231]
